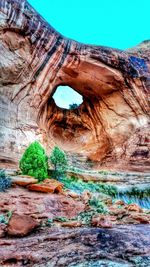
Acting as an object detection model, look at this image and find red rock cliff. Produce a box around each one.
[0,0,150,170]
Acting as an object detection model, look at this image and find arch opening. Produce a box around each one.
[52,85,83,109]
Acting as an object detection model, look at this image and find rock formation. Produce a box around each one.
[0,0,150,170]
[0,184,150,266]
[0,225,150,266]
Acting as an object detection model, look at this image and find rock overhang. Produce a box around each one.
[0,0,150,169]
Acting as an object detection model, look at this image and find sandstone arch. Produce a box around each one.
[0,0,150,170]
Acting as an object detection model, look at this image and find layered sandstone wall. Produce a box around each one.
[0,0,150,170]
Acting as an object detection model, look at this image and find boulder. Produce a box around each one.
[91,215,113,228]
[7,213,39,236]
[27,179,63,193]
[11,175,37,186]
[109,206,127,217]
[127,203,142,213]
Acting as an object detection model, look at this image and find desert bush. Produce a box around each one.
[89,197,108,214]
[49,146,68,178]
[77,210,97,225]
[69,103,79,109]
[0,215,7,224]
[0,211,12,224]
[0,170,12,192]
[19,141,48,182]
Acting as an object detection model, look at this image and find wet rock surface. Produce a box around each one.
[0,225,149,266]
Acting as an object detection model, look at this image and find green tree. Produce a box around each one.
[49,146,67,177]
[69,103,79,110]
[19,141,48,182]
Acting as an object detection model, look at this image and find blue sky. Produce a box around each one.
[28,0,150,108]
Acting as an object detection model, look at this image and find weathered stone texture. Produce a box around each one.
[0,0,150,170]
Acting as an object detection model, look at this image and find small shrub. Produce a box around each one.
[97,184,118,197]
[69,103,79,110]
[77,210,97,225]
[0,211,12,224]
[19,141,48,182]
[0,170,12,192]
[49,146,68,178]
[89,197,108,214]
[0,215,7,224]
[46,218,54,227]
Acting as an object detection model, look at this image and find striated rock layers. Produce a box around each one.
[0,0,150,169]
[0,225,150,266]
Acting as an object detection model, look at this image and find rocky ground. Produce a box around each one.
[0,225,150,266]
[0,171,150,266]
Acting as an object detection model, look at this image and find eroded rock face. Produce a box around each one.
[0,225,150,266]
[0,0,150,170]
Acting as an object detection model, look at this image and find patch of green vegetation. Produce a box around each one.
[75,199,107,225]
[0,170,12,192]
[69,103,79,110]
[49,146,68,178]
[119,186,150,199]
[89,197,108,214]
[19,141,48,182]
[59,175,118,197]
[0,215,7,224]
[76,210,97,225]
[0,211,12,224]
[46,218,54,227]
[45,217,69,227]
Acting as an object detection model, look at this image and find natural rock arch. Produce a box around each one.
[0,0,150,170]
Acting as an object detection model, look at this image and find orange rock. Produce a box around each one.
[61,220,82,227]
[109,206,127,216]
[11,176,37,186]
[91,215,113,228]
[127,203,142,213]
[129,214,150,224]
[7,213,39,236]
[27,179,63,193]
